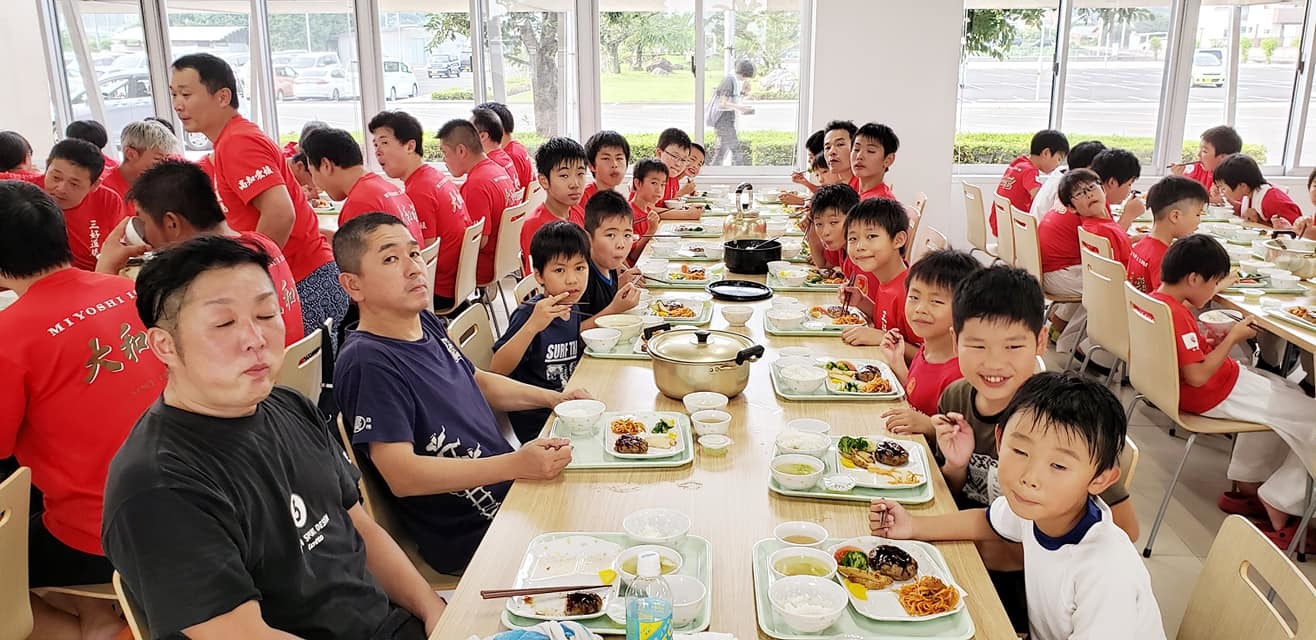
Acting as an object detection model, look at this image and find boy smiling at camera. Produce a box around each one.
[577,190,642,329]
[836,198,920,362]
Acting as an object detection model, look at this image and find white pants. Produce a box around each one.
[1208,366,1316,516]
[1043,265,1085,353]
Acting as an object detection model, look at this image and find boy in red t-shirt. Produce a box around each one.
[1213,153,1303,228]
[627,158,667,264]
[581,131,631,208]
[677,143,705,198]
[520,137,588,273]
[804,183,859,273]
[0,181,166,638]
[994,129,1068,235]
[33,138,128,272]
[438,118,522,284]
[1170,125,1241,204]
[851,122,901,202]
[477,101,534,188]
[300,127,425,244]
[1151,235,1312,546]
[878,250,981,436]
[1128,175,1207,293]
[837,198,921,363]
[472,106,523,194]
[822,120,857,187]
[652,128,701,219]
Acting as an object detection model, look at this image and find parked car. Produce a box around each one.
[1192,48,1225,88]
[427,54,461,78]
[70,70,213,152]
[289,52,342,71]
[293,65,356,101]
[238,64,298,100]
[382,59,419,100]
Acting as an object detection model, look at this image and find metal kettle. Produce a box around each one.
[723,182,766,241]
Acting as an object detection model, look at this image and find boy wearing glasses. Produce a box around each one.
[652,128,701,219]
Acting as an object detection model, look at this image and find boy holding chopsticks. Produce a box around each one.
[837,198,921,363]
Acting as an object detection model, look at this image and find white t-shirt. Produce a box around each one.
[1031,169,1064,218]
[988,496,1165,640]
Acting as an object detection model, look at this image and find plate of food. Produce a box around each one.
[605,414,685,459]
[644,297,712,325]
[829,537,966,623]
[671,243,721,261]
[506,534,620,621]
[805,267,847,288]
[648,264,725,288]
[807,305,866,327]
[1270,304,1316,332]
[834,436,928,489]
[822,360,900,397]
[665,223,720,238]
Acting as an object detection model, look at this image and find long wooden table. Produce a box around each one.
[427,242,1015,638]
[1214,283,1316,354]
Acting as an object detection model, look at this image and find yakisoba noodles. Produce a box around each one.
[896,576,960,616]
[832,314,865,326]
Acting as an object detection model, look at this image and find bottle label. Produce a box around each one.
[638,619,672,640]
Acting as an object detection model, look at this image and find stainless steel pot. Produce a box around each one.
[646,329,764,399]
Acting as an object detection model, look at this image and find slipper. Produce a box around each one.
[1252,517,1316,551]
[1218,490,1267,518]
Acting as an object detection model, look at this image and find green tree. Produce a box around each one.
[1149,35,1163,60]
[267,13,353,52]
[962,9,1045,60]
[1077,7,1154,49]
[1261,36,1280,63]
[706,10,799,75]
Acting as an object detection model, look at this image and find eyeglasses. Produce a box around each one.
[1073,183,1104,198]
[660,148,690,164]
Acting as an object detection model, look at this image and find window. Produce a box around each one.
[51,0,150,155]
[265,1,364,146]
[379,2,478,161]
[164,3,254,156]
[479,0,579,140]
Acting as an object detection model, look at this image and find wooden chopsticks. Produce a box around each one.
[480,584,612,599]
[841,272,858,312]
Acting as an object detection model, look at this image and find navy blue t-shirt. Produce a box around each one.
[492,295,582,442]
[578,263,619,320]
[334,311,512,574]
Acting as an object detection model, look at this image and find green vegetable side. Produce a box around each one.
[836,436,872,455]
[652,419,674,434]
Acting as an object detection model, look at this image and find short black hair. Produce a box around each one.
[66,120,109,150]
[855,123,900,154]
[470,107,505,142]
[734,59,756,77]
[1029,129,1070,156]
[0,180,72,277]
[812,183,859,217]
[1308,166,1316,190]
[1090,148,1141,186]
[805,129,825,156]
[825,120,857,140]
[585,131,631,167]
[843,198,909,257]
[999,372,1126,475]
[300,127,363,169]
[689,142,705,158]
[300,121,328,145]
[333,212,411,275]
[907,249,982,294]
[1057,168,1101,208]
[476,101,515,135]
[584,189,633,233]
[0,131,32,172]
[633,158,669,183]
[144,116,176,135]
[952,265,1045,335]
[48,138,106,183]
[368,110,425,157]
[171,53,240,110]
[811,152,828,171]
[290,152,309,170]
[1201,125,1243,156]
[534,137,588,178]
[437,118,482,154]
[135,234,272,330]
[1066,140,1106,171]
[1160,233,1230,285]
[530,220,590,272]
[1212,153,1266,190]
[129,159,225,230]
[1146,175,1209,221]
[657,128,692,152]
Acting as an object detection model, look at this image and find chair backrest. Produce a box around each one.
[909,224,948,265]
[910,192,928,217]
[1081,249,1131,362]
[1119,435,1139,490]
[276,328,323,401]
[525,181,546,210]
[0,467,31,640]
[335,417,399,533]
[1123,282,1183,425]
[422,238,441,312]
[113,572,150,640]
[512,274,541,304]
[438,218,486,315]
[1008,206,1039,279]
[1077,226,1113,259]
[446,303,495,371]
[486,201,532,286]
[1177,515,1316,640]
[961,183,990,255]
[996,200,1018,266]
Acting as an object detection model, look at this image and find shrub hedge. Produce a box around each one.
[953,132,1268,166]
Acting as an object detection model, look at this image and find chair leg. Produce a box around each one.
[1063,319,1090,372]
[1288,475,1315,561]
[1103,359,1122,387]
[1144,433,1198,558]
[1125,394,1144,423]
[481,287,503,334]
[496,280,511,320]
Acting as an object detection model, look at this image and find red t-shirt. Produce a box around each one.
[506,140,533,189]
[339,173,424,244]
[904,348,962,416]
[1038,208,1084,274]
[34,176,126,271]
[0,269,166,554]
[211,115,334,281]
[840,257,878,307]
[521,203,585,274]
[405,164,472,299]
[100,167,130,200]
[870,268,919,346]
[1079,216,1133,266]
[630,198,655,238]
[995,155,1042,235]
[461,157,523,283]
[857,181,895,201]
[1150,292,1238,413]
[848,175,860,190]
[237,231,305,346]
[487,147,523,193]
[1127,236,1169,293]
[1255,185,1302,225]
[198,155,214,178]
[664,176,681,203]
[579,182,601,210]
[1184,163,1214,192]
[822,248,845,269]
[102,153,120,171]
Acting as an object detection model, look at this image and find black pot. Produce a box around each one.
[723,239,782,274]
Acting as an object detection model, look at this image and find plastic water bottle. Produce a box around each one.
[624,551,673,640]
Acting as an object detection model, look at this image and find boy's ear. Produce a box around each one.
[1034,328,1048,356]
[882,152,896,169]
[1087,465,1120,497]
[538,174,551,191]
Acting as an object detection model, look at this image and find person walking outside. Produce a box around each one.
[707,60,756,166]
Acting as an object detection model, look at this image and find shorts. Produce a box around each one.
[29,514,114,588]
[296,261,350,341]
[371,606,426,640]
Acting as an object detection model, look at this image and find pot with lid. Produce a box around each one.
[646,329,764,399]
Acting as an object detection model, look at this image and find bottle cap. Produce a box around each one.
[637,551,661,578]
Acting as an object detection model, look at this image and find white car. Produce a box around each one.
[382,59,419,101]
[293,65,356,101]
[1192,49,1225,88]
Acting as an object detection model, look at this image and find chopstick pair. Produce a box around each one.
[480,584,612,599]
[841,272,859,312]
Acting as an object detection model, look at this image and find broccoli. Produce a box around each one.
[652,419,674,434]
[838,550,868,569]
[837,436,871,455]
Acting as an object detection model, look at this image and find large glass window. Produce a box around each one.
[480,0,578,140]
[382,2,479,162]
[263,1,364,147]
[599,0,697,156]
[52,1,150,156]
[164,2,255,156]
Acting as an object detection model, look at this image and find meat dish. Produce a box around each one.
[614,434,649,454]
[869,544,918,581]
[564,592,603,616]
[873,441,910,466]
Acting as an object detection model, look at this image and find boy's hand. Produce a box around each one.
[869,499,915,539]
[1119,195,1146,223]
[879,329,905,364]
[934,413,975,469]
[1168,163,1187,176]
[646,210,661,230]
[1226,316,1259,343]
[516,438,574,480]
[609,281,642,312]
[530,292,573,330]
[837,284,876,317]
[1273,216,1294,231]
[95,217,151,275]
[557,388,594,404]
[791,170,810,187]
[881,406,933,437]
[841,326,884,346]
[1241,207,1262,223]
[1295,217,1313,239]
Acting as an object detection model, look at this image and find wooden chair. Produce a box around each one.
[1123,283,1273,557]
[1010,207,1076,308]
[113,572,149,640]
[334,418,460,590]
[477,201,532,333]
[446,303,496,371]
[960,183,996,259]
[512,274,541,304]
[1,467,31,640]
[1119,435,1140,492]
[435,218,486,317]
[909,192,928,217]
[909,225,948,265]
[276,324,323,401]
[422,238,441,312]
[1076,226,1113,259]
[1176,515,1316,640]
[1067,248,1129,383]
[996,198,1018,267]
[524,181,546,210]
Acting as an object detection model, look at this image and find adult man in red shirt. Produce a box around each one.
[300,127,425,244]
[994,129,1068,236]
[478,101,533,188]
[32,138,127,271]
[472,107,523,194]
[0,181,165,639]
[99,119,177,199]
[438,118,522,285]
[369,110,473,311]
[170,53,344,339]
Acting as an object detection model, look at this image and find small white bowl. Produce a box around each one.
[774,521,829,547]
[1271,273,1301,289]
[640,259,670,279]
[766,260,791,274]
[554,399,606,435]
[771,296,800,309]
[703,244,725,260]
[665,574,707,627]
[721,306,754,326]
[1283,237,1316,252]
[1259,268,1291,279]
[1198,309,1243,340]
[772,355,816,377]
[770,454,826,491]
[623,508,691,546]
[779,242,803,259]
[1226,245,1251,262]
[581,327,621,352]
[595,314,644,342]
[649,241,677,258]
[768,576,848,633]
[690,409,732,436]
[613,545,684,583]
[769,546,838,580]
[778,346,811,359]
[778,363,827,394]
[786,418,831,435]
[767,308,806,330]
[766,220,790,235]
[776,269,808,287]
[664,199,684,209]
[697,434,732,456]
[1240,259,1275,274]
[1233,227,1264,242]
[682,391,729,414]
[775,429,831,459]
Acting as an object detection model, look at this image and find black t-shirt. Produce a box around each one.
[102,388,392,640]
[579,262,619,320]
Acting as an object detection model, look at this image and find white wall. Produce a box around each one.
[808,0,966,244]
[0,0,55,162]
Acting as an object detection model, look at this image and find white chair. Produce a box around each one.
[276,322,324,401]
[478,201,532,333]
[1,467,31,640]
[524,181,547,210]
[909,224,948,265]
[435,218,486,317]
[1076,226,1113,260]
[512,274,541,305]
[995,196,1018,267]
[961,183,995,259]
[446,303,496,371]
[1065,248,1129,382]
[1010,206,1075,309]
[113,572,149,640]
[421,238,441,312]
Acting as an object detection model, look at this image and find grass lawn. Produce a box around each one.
[504,67,731,105]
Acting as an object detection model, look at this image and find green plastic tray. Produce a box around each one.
[769,359,905,402]
[768,436,934,505]
[550,412,695,470]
